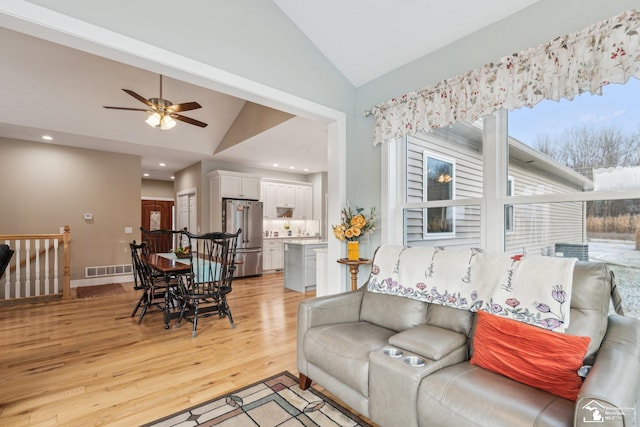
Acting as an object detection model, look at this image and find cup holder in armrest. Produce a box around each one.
[404,355,426,367]
[383,347,403,358]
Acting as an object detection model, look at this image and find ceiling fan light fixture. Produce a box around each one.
[160,114,176,130]
[145,112,161,128]
[105,75,207,129]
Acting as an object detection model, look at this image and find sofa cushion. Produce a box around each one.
[389,324,467,361]
[303,322,396,397]
[418,362,575,427]
[567,262,611,363]
[360,289,428,332]
[470,311,590,401]
[426,304,475,336]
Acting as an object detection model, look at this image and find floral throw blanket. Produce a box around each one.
[367,245,577,333]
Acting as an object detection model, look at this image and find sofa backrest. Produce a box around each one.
[360,290,428,332]
[566,261,612,363]
[361,257,611,362]
[467,261,612,362]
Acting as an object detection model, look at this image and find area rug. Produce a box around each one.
[76,283,126,298]
[142,371,372,427]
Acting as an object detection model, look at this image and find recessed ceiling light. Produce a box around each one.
[143,173,149,177]
[304,168,309,172]
[273,163,279,167]
[289,166,295,170]
[171,176,175,180]
[41,135,53,141]
[159,162,166,167]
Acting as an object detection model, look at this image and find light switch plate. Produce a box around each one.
[124,227,133,234]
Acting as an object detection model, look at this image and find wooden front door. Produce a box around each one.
[141,200,174,252]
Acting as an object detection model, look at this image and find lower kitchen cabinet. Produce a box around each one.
[263,240,284,271]
[283,240,327,292]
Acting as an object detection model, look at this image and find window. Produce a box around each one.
[424,153,455,237]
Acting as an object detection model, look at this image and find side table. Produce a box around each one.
[337,258,372,291]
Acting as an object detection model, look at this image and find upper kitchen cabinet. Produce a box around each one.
[209,170,261,231]
[295,185,313,219]
[276,184,296,208]
[210,170,260,200]
[261,181,278,218]
[261,179,314,219]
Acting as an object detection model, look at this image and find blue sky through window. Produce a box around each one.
[508,77,640,147]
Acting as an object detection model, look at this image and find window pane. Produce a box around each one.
[406,123,483,203]
[404,205,480,246]
[426,157,453,201]
[426,207,454,233]
[505,201,585,256]
[506,200,640,319]
[508,78,640,195]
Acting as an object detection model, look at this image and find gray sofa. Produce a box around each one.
[297,253,640,427]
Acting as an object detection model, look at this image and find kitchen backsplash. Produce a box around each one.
[264,219,320,237]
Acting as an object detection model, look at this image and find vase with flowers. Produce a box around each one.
[332,205,376,260]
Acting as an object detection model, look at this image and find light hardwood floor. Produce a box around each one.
[0,273,318,426]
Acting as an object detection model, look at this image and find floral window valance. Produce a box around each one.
[370,9,640,146]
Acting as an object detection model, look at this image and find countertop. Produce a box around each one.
[264,235,321,240]
[283,240,327,246]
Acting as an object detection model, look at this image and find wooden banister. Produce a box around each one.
[0,226,72,301]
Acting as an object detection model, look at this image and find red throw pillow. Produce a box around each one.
[470,310,590,401]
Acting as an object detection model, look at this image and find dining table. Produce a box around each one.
[145,253,191,329]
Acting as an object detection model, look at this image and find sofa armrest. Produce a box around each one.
[297,290,364,376]
[575,315,640,427]
[297,290,364,332]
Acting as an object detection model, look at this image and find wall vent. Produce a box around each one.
[85,264,133,278]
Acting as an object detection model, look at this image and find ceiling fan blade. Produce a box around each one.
[168,101,202,112]
[122,89,154,107]
[172,114,208,128]
[103,106,150,112]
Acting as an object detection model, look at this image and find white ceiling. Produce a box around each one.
[0,1,540,180]
[274,0,540,86]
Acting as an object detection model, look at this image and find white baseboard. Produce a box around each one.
[72,274,134,288]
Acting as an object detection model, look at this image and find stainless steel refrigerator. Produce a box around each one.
[222,199,263,277]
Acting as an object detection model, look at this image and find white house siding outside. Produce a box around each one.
[405,124,586,255]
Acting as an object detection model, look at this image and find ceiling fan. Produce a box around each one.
[103,75,208,129]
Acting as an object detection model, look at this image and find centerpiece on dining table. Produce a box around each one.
[173,246,191,259]
[332,205,376,261]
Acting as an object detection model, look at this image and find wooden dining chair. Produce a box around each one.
[140,227,186,254]
[176,228,241,337]
[140,227,184,279]
[129,240,177,324]
[0,244,14,280]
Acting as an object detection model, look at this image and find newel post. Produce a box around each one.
[62,225,72,299]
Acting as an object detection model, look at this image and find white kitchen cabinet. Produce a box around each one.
[208,170,261,230]
[262,179,314,220]
[263,239,284,271]
[219,174,260,200]
[276,183,296,208]
[295,185,313,219]
[261,182,277,218]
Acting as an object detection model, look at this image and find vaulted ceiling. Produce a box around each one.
[0,1,539,180]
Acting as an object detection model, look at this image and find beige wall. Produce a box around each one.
[174,162,202,231]
[141,179,174,199]
[0,138,141,282]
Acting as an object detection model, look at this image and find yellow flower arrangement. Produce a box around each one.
[332,205,376,242]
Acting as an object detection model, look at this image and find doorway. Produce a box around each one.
[141,199,175,252]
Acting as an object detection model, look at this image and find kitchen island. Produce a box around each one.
[283,240,327,293]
